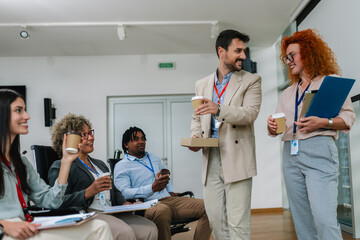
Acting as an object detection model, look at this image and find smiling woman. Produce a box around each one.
[9,97,30,139]
[0,89,113,240]
[49,113,158,240]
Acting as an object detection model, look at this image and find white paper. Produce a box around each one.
[33,212,95,229]
[103,199,158,214]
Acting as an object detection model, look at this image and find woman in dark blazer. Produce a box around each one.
[48,113,157,240]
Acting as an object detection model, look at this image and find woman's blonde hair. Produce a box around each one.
[51,113,92,156]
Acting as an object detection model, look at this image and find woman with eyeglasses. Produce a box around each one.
[267,29,355,240]
[48,113,158,240]
[0,90,112,240]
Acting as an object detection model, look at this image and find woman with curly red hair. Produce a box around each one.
[267,29,355,239]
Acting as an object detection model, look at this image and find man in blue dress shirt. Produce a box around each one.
[114,126,211,240]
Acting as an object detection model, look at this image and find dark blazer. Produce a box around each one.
[48,157,126,208]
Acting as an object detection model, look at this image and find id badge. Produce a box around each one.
[290,140,299,155]
[215,119,221,129]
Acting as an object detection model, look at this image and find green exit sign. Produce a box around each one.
[158,62,176,70]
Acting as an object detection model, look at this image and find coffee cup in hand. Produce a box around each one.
[99,172,111,178]
[65,131,82,153]
[191,96,204,115]
[272,113,286,134]
[160,168,170,177]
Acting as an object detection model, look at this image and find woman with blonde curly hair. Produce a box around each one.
[48,113,157,240]
[267,29,355,239]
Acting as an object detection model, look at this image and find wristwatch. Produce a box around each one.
[215,104,221,117]
[0,223,4,240]
[328,118,333,128]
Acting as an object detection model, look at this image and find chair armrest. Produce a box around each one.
[176,191,194,198]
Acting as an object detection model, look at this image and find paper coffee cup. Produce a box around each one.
[192,96,204,115]
[65,131,82,153]
[160,168,170,176]
[272,113,286,134]
[100,172,111,178]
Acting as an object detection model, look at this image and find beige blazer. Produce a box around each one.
[191,70,262,185]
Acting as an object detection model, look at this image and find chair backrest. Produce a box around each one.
[31,145,60,184]
[107,158,122,176]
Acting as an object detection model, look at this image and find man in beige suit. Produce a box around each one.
[189,29,262,240]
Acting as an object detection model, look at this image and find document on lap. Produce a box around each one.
[103,199,158,214]
[32,212,96,230]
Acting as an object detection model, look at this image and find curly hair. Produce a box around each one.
[51,113,92,156]
[280,29,340,85]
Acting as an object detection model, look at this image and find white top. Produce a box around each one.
[88,163,111,211]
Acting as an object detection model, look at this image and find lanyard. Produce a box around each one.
[128,154,155,177]
[293,80,310,135]
[0,155,33,222]
[214,79,230,104]
[78,157,100,176]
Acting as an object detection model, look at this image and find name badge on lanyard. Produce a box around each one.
[215,119,221,129]
[291,80,310,156]
[291,140,299,156]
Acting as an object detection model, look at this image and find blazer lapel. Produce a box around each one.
[224,72,242,105]
[75,159,95,181]
[90,157,108,173]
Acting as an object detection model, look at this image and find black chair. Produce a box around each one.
[31,145,60,184]
[29,145,85,216]
[108,158,199,235]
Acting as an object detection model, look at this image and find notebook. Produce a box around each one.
[300,90,317,119]
[305,76,355,118]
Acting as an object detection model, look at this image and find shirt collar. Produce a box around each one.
[126,152,148,161]
[215,69,233,86]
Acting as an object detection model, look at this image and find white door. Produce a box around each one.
[108,95,203,197]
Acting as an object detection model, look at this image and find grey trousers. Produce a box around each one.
[283,136,342,240]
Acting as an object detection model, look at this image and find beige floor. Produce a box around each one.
[171,210,355,240]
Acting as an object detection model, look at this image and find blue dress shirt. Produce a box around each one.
[114,152,174,201]
[211,70,233,138]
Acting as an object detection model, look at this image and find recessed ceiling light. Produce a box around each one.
[20,26,30,39]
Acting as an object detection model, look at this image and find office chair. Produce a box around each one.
[29,145,85,216]
[31,145,60,184]
[108,158,199,235]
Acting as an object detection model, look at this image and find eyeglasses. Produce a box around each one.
[282,52,298,65]
[81,129,95,139]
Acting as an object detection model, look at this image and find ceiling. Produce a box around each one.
[0,0,305,57]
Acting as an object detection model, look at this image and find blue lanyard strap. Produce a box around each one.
[78,157,100,176]
[293,80,311,135]
[129,153,155,177]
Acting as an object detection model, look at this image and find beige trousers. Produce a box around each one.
[4,218,113,240]
[91,210,158,240]
[144,196,211,240]
[203,148,252,240]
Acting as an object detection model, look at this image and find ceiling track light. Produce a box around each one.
[117,24,126,40]
[20,26,30,39]
[210,23,219,39]
[0,21,219,40]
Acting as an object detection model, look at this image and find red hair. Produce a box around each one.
[280,29,340,85]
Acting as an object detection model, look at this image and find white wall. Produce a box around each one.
[252,45,283,208]
[0,51,282,209]
[298,0,360,96]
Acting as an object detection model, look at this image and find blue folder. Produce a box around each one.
[305,76,355,118]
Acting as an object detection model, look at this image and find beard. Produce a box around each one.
[226,58,244,72]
